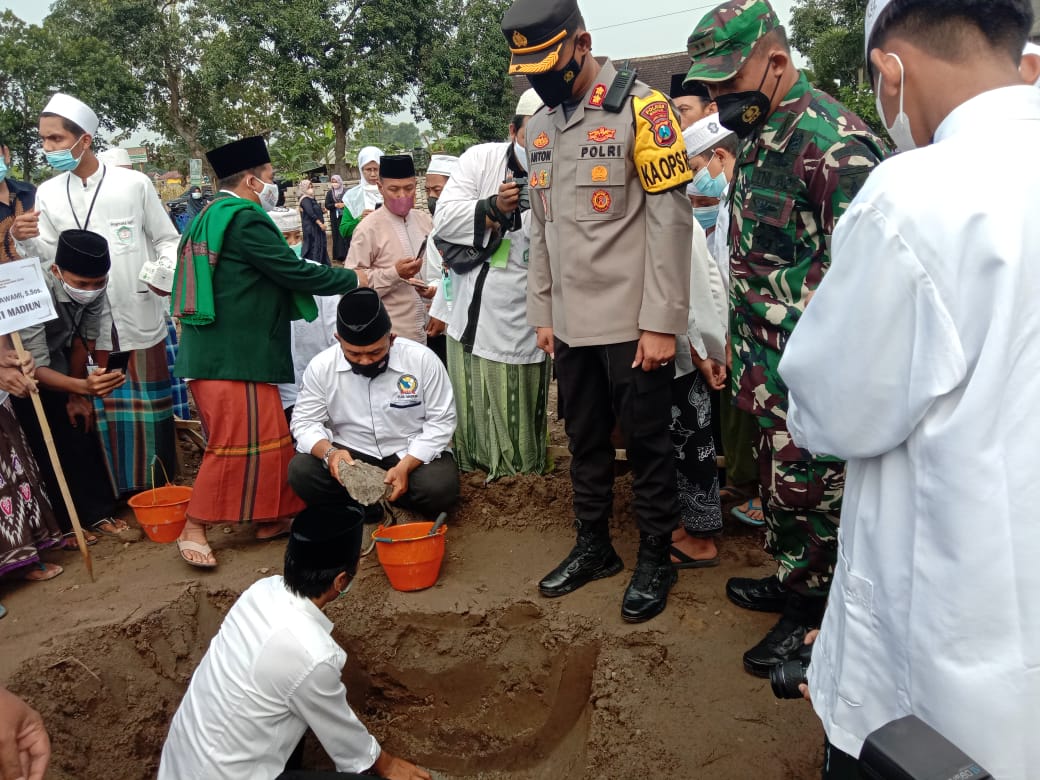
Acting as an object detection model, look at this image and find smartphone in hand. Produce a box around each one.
[106,350,132,374]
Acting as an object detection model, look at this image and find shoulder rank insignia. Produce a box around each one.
[589,84,606,107]
[631,91,692,194]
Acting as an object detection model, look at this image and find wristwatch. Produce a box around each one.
[321,446,339,469]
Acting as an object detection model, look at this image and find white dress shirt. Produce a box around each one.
[292,337,456,464]
[779,86,1040,779]
[158,576,380,780]
[278,261,341,409]
[675,221,728,380]
[427,141,543,365]
[17,164,180,351]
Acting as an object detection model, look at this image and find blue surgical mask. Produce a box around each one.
[44,136,87,172]
[693,205,719,230]
[692,157,727,199]
[0,158,7,180]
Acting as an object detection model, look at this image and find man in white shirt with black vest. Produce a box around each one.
[289,288,458,521]
[159,506,431,780]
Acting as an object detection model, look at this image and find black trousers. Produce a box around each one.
[823,739,862,779]
[553,338,677,538]
[287,447,459,518]
[11,389,116,534]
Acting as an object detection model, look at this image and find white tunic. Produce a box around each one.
[158,577,380,780]
[427,141,542,365]
[17,164,180,351]
[292,337,456,464]
[675,222,728,379]
[778,86,1040,778]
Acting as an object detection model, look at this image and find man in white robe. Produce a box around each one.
[778,1,1040,776]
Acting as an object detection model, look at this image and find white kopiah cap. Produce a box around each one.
[864,0,895,55]
[98,147,132,167]
[515,88,544,117]
[426,154,459,177]
[42,92,100,136]
[682,113,734,158]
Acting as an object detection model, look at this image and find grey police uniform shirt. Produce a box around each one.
[525,60,694,347]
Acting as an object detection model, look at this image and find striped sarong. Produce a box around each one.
[186,380,304,524]
[96,340,177,494]
[164,317,191,420]
[446,336,551,481]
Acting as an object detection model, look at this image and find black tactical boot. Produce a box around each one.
[620,533,678,623]
[742,593,826,677]
[538,522,623,598]
[726,574,788,612]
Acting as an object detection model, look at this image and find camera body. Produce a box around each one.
[770,641,813,699]
[505,176,530,213]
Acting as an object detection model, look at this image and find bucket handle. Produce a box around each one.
[147,455,174,507]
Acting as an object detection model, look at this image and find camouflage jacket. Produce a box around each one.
[728,72,885,436]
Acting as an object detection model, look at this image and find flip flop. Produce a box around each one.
[23,561,64,581]
[177,539,218,569]
[63,533,98,549]
[669,545,720,569]
[0,603,6,619]
[93,517,132,536]
[731,498,766,528]
[719,485,754,503]
[255,523,291,542]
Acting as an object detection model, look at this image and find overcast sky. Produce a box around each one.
[4,0,799,58]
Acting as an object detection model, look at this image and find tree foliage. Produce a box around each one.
[205,0,435,172]
[0,10,143,179]
[415,0,515,141]
[789,0,867,90]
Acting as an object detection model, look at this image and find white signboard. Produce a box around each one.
[189,158,203,186]
[0,258,58,336]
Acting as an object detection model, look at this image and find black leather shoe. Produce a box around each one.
[538,536,623,598]
[742,616,812,677]
[620,535,678,623]
[726,574,788,612]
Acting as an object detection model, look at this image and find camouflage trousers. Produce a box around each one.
[755,424,844,598]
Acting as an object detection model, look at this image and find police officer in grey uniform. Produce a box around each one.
[501,0,694,622]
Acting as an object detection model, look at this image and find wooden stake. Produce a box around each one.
[10,331,94,581]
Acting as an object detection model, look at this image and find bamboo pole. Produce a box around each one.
[10,331,94,581]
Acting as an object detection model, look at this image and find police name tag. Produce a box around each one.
[0,258,58,336]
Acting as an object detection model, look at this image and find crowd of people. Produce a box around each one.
[0,0,1038,776]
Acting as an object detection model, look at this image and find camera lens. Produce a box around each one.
[769,659,809,700]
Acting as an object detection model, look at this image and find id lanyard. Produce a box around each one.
[66,164,107,231]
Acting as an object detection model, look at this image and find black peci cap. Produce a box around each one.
[55,229,110,277]
[205,136,271,180]
[670,73,711,101]
[501,0,584,75]
[287,506,364,574]
[378,154,416,180]
[336,288,391,346]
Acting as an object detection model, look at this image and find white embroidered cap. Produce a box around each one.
[515,88,544,117]
[426,155,459,177]
[42,93,100,136]
[864,0,896,55]
[682,113,734,158]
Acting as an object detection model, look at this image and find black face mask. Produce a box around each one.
[427,196,438,217]
[715,60,781,139]
[347,355,390,379]
[527,53,585,109]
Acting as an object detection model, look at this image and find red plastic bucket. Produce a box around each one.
[127,459,191,543]
[373,521,447,592]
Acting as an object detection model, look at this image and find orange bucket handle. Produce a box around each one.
[147,456,174,507]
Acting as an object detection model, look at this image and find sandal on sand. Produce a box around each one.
[255,522,291,542]
[731,498,766,528]
[62,533,98,549]
[24,561,64,581]
[719,485,754,503]
[0,602,6,619]
[669,546,720,569]
[177,540,218,569]
[93,517,132,536]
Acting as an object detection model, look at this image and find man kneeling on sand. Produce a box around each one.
[158,506,430,780]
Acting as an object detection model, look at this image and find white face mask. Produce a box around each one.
[252,177,280,211]
[874,53,917,152]
[60,273,107,305]
[513,140,528,172]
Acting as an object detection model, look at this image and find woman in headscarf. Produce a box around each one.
[297,179,328,266]
[324,174,349,264]
[338,146,383,255]
[185,185,205,220]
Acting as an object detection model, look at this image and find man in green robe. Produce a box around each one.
[171,136,368,568]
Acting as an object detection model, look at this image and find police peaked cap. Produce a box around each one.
[337,288,391,346]
[55,229,110,277]
[502,0,584,75]
[206,136,271,180]
[287,505,364,574]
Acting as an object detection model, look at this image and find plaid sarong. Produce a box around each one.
[164,317,191,420]
[95,341,177,494]
[186,379,304,525]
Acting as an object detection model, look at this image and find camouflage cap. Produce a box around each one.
[684,0,781,85]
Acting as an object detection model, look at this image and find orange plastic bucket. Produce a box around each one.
[373,521,447,592]
[127,459,192,543]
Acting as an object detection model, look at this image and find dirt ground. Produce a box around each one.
[0,402,824,779]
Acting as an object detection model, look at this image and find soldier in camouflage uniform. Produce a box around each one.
[684,0,886,676]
